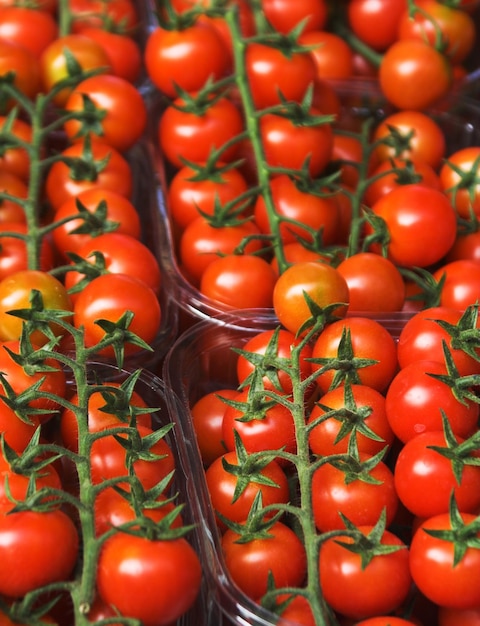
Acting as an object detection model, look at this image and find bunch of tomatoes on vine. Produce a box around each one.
[0,0,208,623]
[146,1,480,626]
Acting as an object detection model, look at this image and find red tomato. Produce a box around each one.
[264,594,316,626]
[0,6,58,56]
[337,252,406,313]
[367,184,457,268]
[45,139,133,212]
[0,39,41,107]
[74,26,141,84]
[221,388,296,460]
[63,74,147,152]
[372,110,446,170]
[72,273,161,356]
[433,259,480,310]
[385,359,479,443]
[398,0,476,64]
[347,0,408,51]
[179,216,263,284]
[270,242,332,275]
[379,39,452,111]
[356,619,419,626]
[0,171,28,224]
[167,163,249,230]
[445,229,480,263]
[308,383,394,457]
[259,107,333,177]
[0,116,32,182]
[330,132,367,188]
[273,261,349,336]
[311,316,398,393]
[438,606,480,626]
[60,381,152,452]
[312,452,399,532]
[0,270,72,345]
[158,94,244,169]
[397,306,480,377]
[200,254,277,310]
[222,520,307,600]
[64,232,162,297]
[440,147,480,219]
[97,533,202,626]
[190,388,237,466]
[0,222,54,278]
[144,21,230,98]
[319,525,412,620]
[0,509,78,598]
[205,450,290,527]
[409,512,480,609]
[260,0,328,34]
[394,429,480,518]
[52,188,141,261]
[299,30,354,80]
[89,423,174,489]
[245,41,317,109]
[40,34,112,106]
[0,395,39,452]
[68,0,138,34]
[236,327,313,396]
[254,175,339,247]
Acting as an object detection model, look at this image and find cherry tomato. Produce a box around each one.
[260,0,328,34]
[0,270,72,345]
[0,509,79,598]
[438,606,480,626]
[299,30,354,80]
[394,429,480,518]
[347,0,408,51]
[222,520,307,600]
[367,184,457,268]
[273,261,349,336]
[0,116,32,182]
[270,242,331,275]
[311,316,399,394]
[63,74,147,152]
[385,359,479,443]
[97,533,202,626]
[144,21,230,98]
[0,39,41,109]
[72,273,161,356]
[0,222,54,279]
[200,254,277,310]
[379,39,452,111]
[433,259,480,310]
[0,6,58,56]
[68,0,138,34]
[0,172,28,224]
[440,146,480,219]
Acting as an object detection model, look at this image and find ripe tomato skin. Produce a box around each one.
[394,430,480,519]
[308,384,394,457]
[367,184,457,268]
[221,520,307,600]
[259,109,333,178]
[167,164,249,230]
[0,509,79,598]
[273,261,349,336]
[0,222,54,278]
[0,172,28,224]
[409,512,480,610]
[270,242,331,275]
[347,0,408,51]
[72,273,161,355]
[445,230,480,263]
[397,306,480,377]
[40,34,112,106]
[438,606,480,626]
[337,252,405,313]
[311,317,398,394]
[0,6,58,56]
[253,175,339,247]
[311,453,399,532]
[355,619,419,626]
[179,216,263,284]
[45,139,133,212]
[63,74,147,152]
[236,328,313,396]
[52,188,141,261]
[385,359,479,443]
[0,39,41,107]
[0,116,32,182]
[0,397,39,452]
[433,259,480,310]
[379,39,452,111]
[260,0,328,34]
[97,533,202,626]
[158,95,244,170]
[300,30,354,80]
[245,41,317,109]
[200,254,277,310]
[440,147,480,219]
[190,388,237,466]
[205,450,290,527]
[0,270,72,345]
[144,22,230,98]
[319,526,411,620]
[372,110,446,170]
[68,0,138,34]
